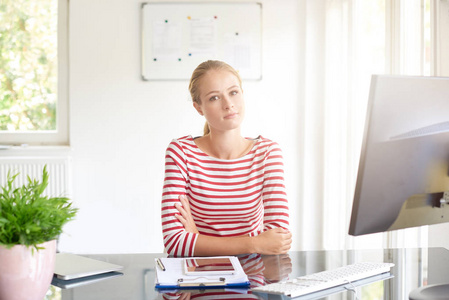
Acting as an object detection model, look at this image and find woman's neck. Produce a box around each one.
[197,130,253,160]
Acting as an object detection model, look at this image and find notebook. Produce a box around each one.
[54,253,123,280]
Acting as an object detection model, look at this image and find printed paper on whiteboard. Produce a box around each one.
[189,18,217,56]
[152,21,182,61]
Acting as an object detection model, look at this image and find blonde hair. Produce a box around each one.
[189,60,242,135]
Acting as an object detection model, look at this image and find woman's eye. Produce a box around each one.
[230,90,238,96]
[209,95,219,101]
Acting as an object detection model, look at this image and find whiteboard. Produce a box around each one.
[141,2,262,80]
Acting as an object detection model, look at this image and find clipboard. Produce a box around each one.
[154,256,250,290]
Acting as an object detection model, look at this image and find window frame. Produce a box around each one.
[0,0,69,146]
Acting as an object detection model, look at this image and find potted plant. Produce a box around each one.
[0,166,77,300]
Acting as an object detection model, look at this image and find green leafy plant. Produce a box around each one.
[0,166,77,250]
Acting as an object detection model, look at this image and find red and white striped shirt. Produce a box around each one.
[161,135,289,257]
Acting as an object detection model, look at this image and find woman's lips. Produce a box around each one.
[224,113,238,119]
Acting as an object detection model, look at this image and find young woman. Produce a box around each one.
[161,60,291,257]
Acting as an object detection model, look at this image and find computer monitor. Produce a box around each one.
[349,74,449,236]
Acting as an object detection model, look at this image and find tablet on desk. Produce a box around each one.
[184,257,236,276]
[54,253,123,280]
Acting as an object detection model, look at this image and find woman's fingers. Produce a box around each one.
[175,202,188,219]
[178,195,191,213]
[255,228,292,255]
[175,195,199,234]
[175,211,186,225]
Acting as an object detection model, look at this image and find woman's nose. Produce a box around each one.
[222,96,234,110]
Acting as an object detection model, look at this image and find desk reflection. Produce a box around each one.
[46,248,449,300]
[160,254,292,300]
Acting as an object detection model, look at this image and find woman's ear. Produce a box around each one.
[193,102,203,116]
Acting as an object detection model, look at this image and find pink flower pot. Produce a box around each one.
[0,240,56,300]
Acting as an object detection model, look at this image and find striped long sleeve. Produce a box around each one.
[161,135,289,257]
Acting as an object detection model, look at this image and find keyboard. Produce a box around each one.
[251,261,394,298]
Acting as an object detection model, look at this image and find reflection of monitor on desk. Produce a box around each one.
[348,75,449,299]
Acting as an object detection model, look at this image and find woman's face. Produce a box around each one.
[194,69,245,134]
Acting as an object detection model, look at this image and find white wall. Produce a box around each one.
[59,0,303,254]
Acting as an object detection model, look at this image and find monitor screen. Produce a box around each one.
[349,75,449,236]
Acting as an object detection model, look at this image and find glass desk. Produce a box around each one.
[45,247,449,299]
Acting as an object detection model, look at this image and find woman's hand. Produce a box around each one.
[175,195,199,234]
[253,228,292,255]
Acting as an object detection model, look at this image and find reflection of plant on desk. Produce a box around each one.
[45,285,61,300]
[0,165,78,300]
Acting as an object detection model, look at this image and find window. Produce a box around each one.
[315,0,440,251]
[349,0,436,249]
[386,0,434,75]
[0,0,68,145]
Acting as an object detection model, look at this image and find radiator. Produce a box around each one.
[0,157,71,198]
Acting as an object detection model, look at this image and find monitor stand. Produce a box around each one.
[409,284,449,300]
[388,192,449,231]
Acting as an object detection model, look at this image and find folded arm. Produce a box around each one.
[175,195,292,256]
[162,142,199,257]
